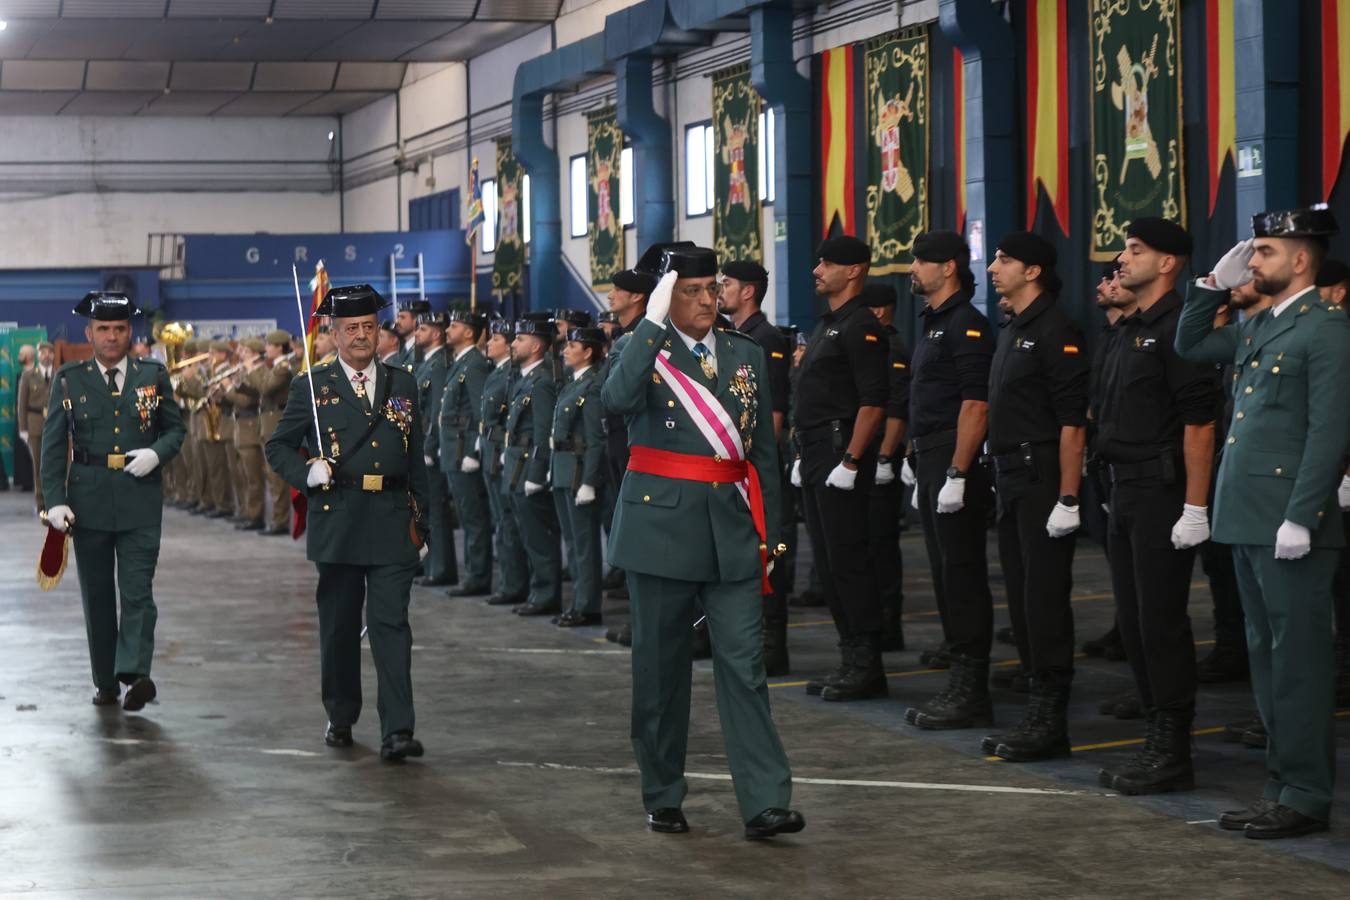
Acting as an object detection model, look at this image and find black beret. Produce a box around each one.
[912,231,969,264]
[416,310,448,328]
[816,235,870,266]
[566,327,607,347]
[1100,260,1121,281]
[635,241,697,274]
[1253,206,1339,238]
[777,324,799,340]
[860,282,897,308]
[1315,258,1350,288]
[721,259,769,283]
[996,231,1058,269]
[74,291,140,320]
[613,268,658,295]
[660,245,719,278]
[314,284,391,319]
[514,318,553,339]
[488,317,515,338]
[447,309,488,329]
[1126,217,1193,256]
[553,309,594,328]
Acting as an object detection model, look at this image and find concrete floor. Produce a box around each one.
[1,490,1348,898]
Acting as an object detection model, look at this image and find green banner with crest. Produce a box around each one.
[712,65,763,265]
[492,137,524,298]
[865,28,929,275]
[586,107,624,289]
[1090,0,1185,259]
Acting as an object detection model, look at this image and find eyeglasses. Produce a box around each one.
[678,283,721,299]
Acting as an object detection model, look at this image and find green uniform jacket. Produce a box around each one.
[438,345,492,473]
[1176,283,1350,547]
[415,347,449,461]
[601,319,781,583]
[41,356,186,531]
[264,360,430,566]
[550,367,605,495]
[479,359,514,479]
[503,362,556,491]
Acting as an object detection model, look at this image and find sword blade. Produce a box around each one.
[292,264,324,454]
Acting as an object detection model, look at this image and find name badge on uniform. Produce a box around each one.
[926,329,945,341]
[1131,336,1158,352]
[826,328,841,339]
[1014,338,1037,352]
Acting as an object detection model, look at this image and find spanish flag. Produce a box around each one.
[1322,0,1350,198]
[303,259,330,367]
[953,47,966,233]
[1206,0,1236,217]
[820,43,856,236]
[1025,0,1069,235]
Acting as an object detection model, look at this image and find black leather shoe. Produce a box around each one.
[122,676,156,711]
[92,688,120,706]
[1239,720,1268,748]
[448,582,492,597]
[744,808,805,840]
[324,723,353,747]
[1243,805,1329,840]
[615,623,633,647]
[415,575,454,587]
[487,593,525,606]
[646,807,689,833]
[234,519,264,531]
[380,732,425,761]
[1218,798,1276,831]
[557,610,602,627]
[1222,716,1262,743]
[516,603,560,617]
[205,509,231,519]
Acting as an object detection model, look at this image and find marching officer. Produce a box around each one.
[504,318,562,616]
[480,319,529,607]
[438,310,494,596]
[264,284,431,761]
[224,337,267,530]
[41,292,186,711]
[1178,209,1350,839]
[259,331,295,535]
[550,327,607,626]
[413,311,458,587]
[17,340,54,511]
[603,245,802,840]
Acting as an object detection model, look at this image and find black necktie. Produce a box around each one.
[105,368,119,395]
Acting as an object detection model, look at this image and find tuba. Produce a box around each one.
[153,320,195,369]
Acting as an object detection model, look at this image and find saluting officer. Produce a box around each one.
[259,331,295,536]
[1178,209,1350,839]
[480,319,529,607]
[264,284,431,761]
[41,292,186,711]
[966,233,1087,760]
[413,311,458,588]
[438,309,494,596]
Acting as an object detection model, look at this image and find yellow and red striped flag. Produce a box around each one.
[1206,0,1236,217]
[953,47,966,233]
[303,260,330,367]
[1025,0,1069,234]
[1322,0,1350,198]
[820,43,855,236]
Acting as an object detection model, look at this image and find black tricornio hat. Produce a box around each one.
[554,309,594,328]
[397,298,432,314]
[566,327,607,347]
[635,241,697,274]
[314,284,392,318]
[660,245,719,278]
[860,283,897,308]
[515,318,553,340]
[417,310,448,328]
[721,259,769,283]
[912,231,969,264]
[597,310,618,324]
[447,309,488,329]
[1100,260,1122,281]
[74,291,140,320]
[816,235,870,266]
[379,321,399,335]
[996,231,1058,269]
[1126,217,1193,256]
[1253,206,1340,238]
[1315,259,1350,288]
[613,268,658,295]
[488,317,515,338]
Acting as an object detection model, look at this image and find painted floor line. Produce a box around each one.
[1187,819,1219,825]
[483,647,630,655]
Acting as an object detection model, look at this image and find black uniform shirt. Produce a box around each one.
[793,293,890,430]
[884,325,912,422]
[735,309,791,415]
[987,293,1089,454]
[1096,290,1220,463]
[908,291,996,438]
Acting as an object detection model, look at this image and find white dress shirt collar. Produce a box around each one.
[519,358,545,378]
[337,355,379,387]
[672,325,716,367]
[572,365,591,381]
[1270,285,1318,318]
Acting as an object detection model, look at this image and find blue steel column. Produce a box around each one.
[615,53,675,250]
[1234,0,1299,229]
[512,83,560,314]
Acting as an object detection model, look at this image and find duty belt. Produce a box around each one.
[73,448,128,470]
[911,428,958,454]
[1107,453,1178,485]
[991,440,1057,475]
[335,473,408,492]
[483,425,507,444]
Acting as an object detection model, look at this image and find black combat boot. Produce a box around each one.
[1098,710,1158,789]
[918,641,952,669]
[993,673,1071,762]
[1109,709,1195,795]
[910,655,993,730]
[1196,642,1249,683]
[762,612,790,677]
[821,636,888,701]
[806,640,852,696]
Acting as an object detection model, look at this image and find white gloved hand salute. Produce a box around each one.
[1045,500,1081,538]
[46,505,75,532]
[1211,239,1255,290]
[306,458,332,488]
[1274,520,1312,560]
[1170,504,1210,550]
[575,484,596,506]
[936,473,966,513]
[825,462,857,491]
[123,448,160,478]
[644,271,678,325]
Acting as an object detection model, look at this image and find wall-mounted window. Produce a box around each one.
[620,145,635,228]
[685,121,714,218]
[480,177,498,254]
[522,174,531,245]
[758,107,776,204]
[569,154,587,238]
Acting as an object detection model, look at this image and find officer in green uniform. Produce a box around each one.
[480,320,529,606]
[413,311,458,587]
[438,310,494,596]
[503,318,562,616]
[391,299,429,372]
[550,327,607,626]
[41,292,186,711]
[265,284,430,761]
[1176,208,1350,839]
[603,245,802,840]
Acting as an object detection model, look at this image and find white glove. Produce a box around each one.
[900,457,917,487]
[575,484,596,506]
[19,431,27,444]
[1045,501,1081,538]
[790,459,802,488]
[46,504,74,532]
[936,476,966,513]
[474,435,482,453]
[423,455,435,467]
[910,485,919,509]
[1274,519,1312,560]
[875,460,895,485]
[124,448,160,478]
[825,462,857,491]
[1212,239,1255,290]
[524,480,545,496]
[306,458,332,488]
[1339,474,1350,511]
[499,452,506,467]
[644,270,678,325]
[1170,503,1210,550]
[461,456,481,474]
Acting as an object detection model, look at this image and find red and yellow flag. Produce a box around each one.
[303,260,330,366]
[1322,0,1350,198]
[820,43,855,236]
[953,47,966,233]
[1206,0,1235,217]
[1025,0,1069,234]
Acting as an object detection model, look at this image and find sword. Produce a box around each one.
[292,264,326,461]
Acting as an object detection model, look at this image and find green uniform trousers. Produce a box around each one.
[628,572,792,823]
[1231,544,1338,821]
[72,525,161,692]
[483,464,528,599]
[423,468,460,583]
[448,468,493,586]
[509,489,561,611]
[314,559,418,740]
[553,488,602,616]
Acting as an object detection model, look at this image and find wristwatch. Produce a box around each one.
[877,454,893,465]
[842,451,860,467]
[1058,495,1079,507]
[945,466,966,479]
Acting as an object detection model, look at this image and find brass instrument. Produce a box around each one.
[152,320,194,369]
[171,352,211,372]
[206,364,243,388]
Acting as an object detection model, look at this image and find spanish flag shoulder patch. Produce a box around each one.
[864,334,879,343]
[1062,344,1080,354]
[965,329,982,338]
[892,362,907,369]
[770,351,785,359]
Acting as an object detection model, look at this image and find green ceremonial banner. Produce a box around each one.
[586,108,624,289]
[865,29,929,275]
[712,65,763,265]
[492,137,525,297]
[0,327,46,479]
[1090,0,1185,259]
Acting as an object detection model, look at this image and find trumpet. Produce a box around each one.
[205,365,243,390]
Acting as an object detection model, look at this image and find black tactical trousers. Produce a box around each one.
[801,479,882,640]
[868,478,905,617]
